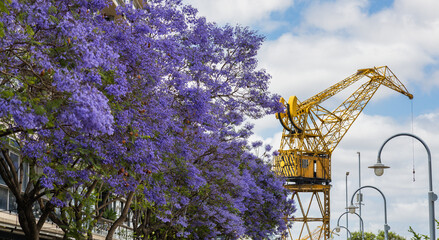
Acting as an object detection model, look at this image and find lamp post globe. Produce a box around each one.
[368,162,389,176]
[347,204,357,214]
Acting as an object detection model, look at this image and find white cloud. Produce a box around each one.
[395,0,439,23]
[256,0,439,97]
[303,0,369,32]
[183,0,294,25]
[416,111,439,132]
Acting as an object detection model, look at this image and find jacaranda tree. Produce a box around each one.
[0,0,294,239]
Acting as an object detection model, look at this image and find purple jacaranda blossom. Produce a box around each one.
[0,0,292,239]
[49,197,66,208]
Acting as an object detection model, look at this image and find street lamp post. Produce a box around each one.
[331,226,352,239]
[370,133,437,240]
[345,171,349,239]
[357,152,363,227]
[336,211,364,240]
[348,185,390,240]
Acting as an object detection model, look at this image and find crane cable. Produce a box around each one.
[411,100,415,182]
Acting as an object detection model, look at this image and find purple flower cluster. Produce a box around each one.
[0,0,293,239]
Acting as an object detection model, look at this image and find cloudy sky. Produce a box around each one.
[183,0,439,238]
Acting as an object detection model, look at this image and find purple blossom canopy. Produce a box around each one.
[0,0,294,239]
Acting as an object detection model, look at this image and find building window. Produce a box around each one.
[8,191,16,213]
[0,188,7,210]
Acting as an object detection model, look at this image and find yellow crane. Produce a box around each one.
[273,66,413,240]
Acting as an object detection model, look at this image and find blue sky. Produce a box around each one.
[183,0,439,239]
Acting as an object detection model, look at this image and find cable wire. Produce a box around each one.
[411,100,415,182]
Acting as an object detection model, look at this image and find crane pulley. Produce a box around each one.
[275,66,413,240]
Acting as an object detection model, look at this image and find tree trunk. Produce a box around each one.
[17,201,40,240]
[105,191,135,240]
[0,149,40,240]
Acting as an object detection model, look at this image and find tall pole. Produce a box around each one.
[376,133,437,240]
[346,171,349,240]
[358,152,362,229]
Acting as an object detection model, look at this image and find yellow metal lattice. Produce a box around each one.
[276,66,413,240]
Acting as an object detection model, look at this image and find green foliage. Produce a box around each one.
[349,231,376,240]
[98,69,115,85]
[349,231,406,240]
[48,5,57,15]
[102,207,117,221]
[25,24,34,36]
[408,226,429,240]
[408,219,439,240]
[0,89,14,98]
[0,22,4,38]
[0,0,10,14]
[49,15,59,24]
[16,11,26,23]
[378,230,406,240]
